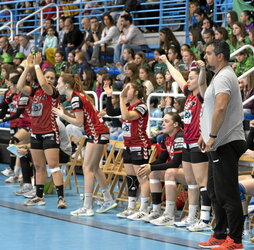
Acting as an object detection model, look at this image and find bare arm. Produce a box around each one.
[160,55,187,92]
[196,60,207,98]
[120,85,140,121]
[34,52,54,96]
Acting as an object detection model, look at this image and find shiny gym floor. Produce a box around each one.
[0,163,253,250]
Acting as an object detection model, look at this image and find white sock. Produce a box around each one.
[140,197,150,211]
[128,197,137,210]
[83,193,93,209]
[102,189,112,202]
[152,204,161,213]
[189,204,198,219]
[200,205,211,222]
[165,201,175,217]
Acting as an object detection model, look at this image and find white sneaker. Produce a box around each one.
[174,216,198,227]
[127,210,149,221]
[150,212,175,226]
[187,220,212,232]
[116,208,135,218]
[14,183,33,196]
[24,196,46,206]
[143,211,161,222]
[70,207,94,216]
[23,187,36,199]
[96,200,117,213]
[5,175,18,183]
[1,167,14,177]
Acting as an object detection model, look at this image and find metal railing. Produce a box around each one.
[16,3,59,39]
[0,9,13,40]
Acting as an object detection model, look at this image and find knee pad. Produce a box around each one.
[239,183,246,201]
[49,167,61,175]
[10,136,20,144]
[127,175,139,197]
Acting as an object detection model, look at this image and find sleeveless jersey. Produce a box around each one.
[16,92,31,128]
[183,85,202,144]
[30,87,59,134]
[71,90,109,138]
[5,92,19,128]
[122,100,151,148]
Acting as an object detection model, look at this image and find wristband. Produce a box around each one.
[209,134,217,138]
[34,65,40,69]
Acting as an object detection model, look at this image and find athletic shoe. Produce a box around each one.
[70,207,94,216]
[127,210,149,221]
[24,197,46,206]
[96,200,117,213]
[174,216,198,227]
[187,220,212,232]
[150,212,175,226]
[1,167,14,177]
[212,236,244,250]
[116,208,135,218]
[5,175,18,183]
[23,187,36,199]
[57,198,67,209]
[142,211,161,222]
[14,183,33,196]
[199,234,226,248]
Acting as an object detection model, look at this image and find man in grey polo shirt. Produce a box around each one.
[198,40,246,249]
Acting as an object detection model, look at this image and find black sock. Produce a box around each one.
[36,185,44,198]
[56,185,64,199]
[20,157,33,184]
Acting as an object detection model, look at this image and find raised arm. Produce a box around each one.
[160,55,187,92]
[17,54,33,95]
[196,60,207,98]
[34,52,54,96]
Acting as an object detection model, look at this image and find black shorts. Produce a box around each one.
[86,133,110,145]
[59,149,70,164]
[10,127,19,136]
[182,144,208,164]
[30,132,60,150]
[123,146,151,165]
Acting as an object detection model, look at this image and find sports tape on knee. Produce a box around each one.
[50,167,61,174]
[188,184,199,189]
[165,180,176,185]
[150,179,160,184]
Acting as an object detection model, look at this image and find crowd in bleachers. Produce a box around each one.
[1,0,254,249]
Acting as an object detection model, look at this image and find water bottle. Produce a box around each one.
[243,216,251,239]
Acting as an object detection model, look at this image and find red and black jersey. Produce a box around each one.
[122,100,151,148]
[71,90,109,138]
[17,92,31,128]
[29,87,59,134]
[183,85,202,144]
[5,92,19,128]
[150,129,184,171]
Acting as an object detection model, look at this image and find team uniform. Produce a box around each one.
[122,100,151,165]
[150,129,184,171]
[182,85,208,163]
[71,90,109,144]
[29,87,60,150]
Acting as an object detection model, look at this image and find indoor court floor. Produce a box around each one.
[0,163,253,250]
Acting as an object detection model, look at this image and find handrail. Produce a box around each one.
[230,45,254,58]
[147,92,184,137]
[238,67,254,81]
[86,91,99,110]
[0,9,13,40]
[16,3,59,36]
[243,95,254,106]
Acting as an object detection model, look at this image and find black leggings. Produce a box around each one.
[20,153,34,184]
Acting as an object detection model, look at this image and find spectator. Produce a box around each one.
[214,27,229,41]
[54,50,67,77]
[249,27,254,46]
[74,51,89,80]
[154,72,166,93]
[114,14,148,64]
[13,52,26,66]
[189,28,203,59]
[193,8,207,29]
[202,29,215,45]
[167,46,181,69]
[240,10,254,32]
[159,27,180,53]
[65,51,78,74]
[226,10,238,37]
[189,0,199,29]
[139,66,155,95]
[204,0,216,20]
[62,17,83,56]
[19,35,33,57]
[42,27,58,56]
[59,0,79,17]
[88,14,119,67]
[82,68,96,91]
[58,16,67,49]
[179,48,197,71]
[232,50,254,77]
[149,48,167,74]
[43,0,57,19]
[0,37,14,56]
[134,51,148,68]
[201,17,213,35]
[39,18,58,47]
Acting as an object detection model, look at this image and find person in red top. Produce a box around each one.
[161,55,211,232]
[53,72,117,216]
[138,112,186,225]
[17,52,67,209]
[116,82,152,220]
